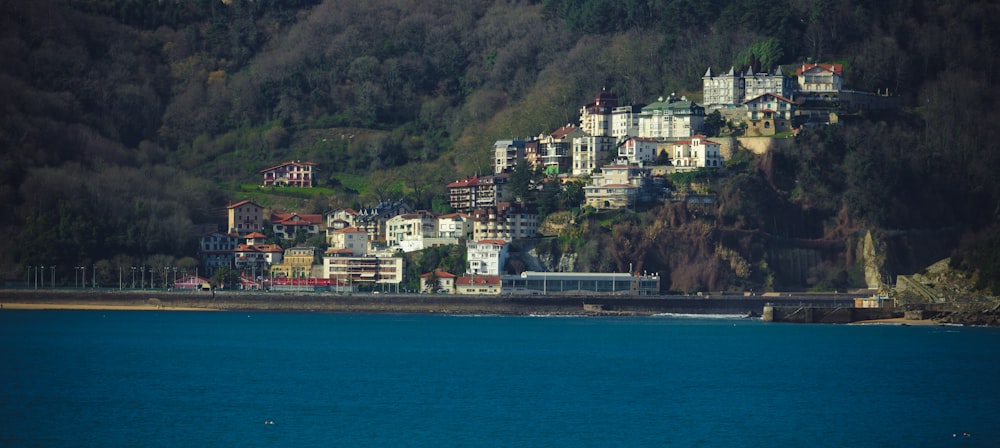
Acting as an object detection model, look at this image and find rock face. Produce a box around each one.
[862,230,887,290]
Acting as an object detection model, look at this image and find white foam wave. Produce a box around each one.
[652,313,755,320]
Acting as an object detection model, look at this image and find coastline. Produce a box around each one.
[849,317,940,326]
[0,288,852,317]
[7,289,980,326]
[0,302,215,311]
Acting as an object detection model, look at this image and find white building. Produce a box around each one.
[572,135,615,176]
[466,239,509,276]
[796,63,843,94]
[637,94,705,139]
[702,66,743,109]
[671,135,724,171]
[386,211,439,252]
[618,137,661,164]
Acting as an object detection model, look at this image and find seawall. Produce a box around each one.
[0,289,865,316]
[762,304,900,324]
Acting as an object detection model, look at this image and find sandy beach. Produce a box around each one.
[850,317,939,326]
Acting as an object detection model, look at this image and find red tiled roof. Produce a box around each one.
[270,213,323,225]
[332,226,366,233]
[475,239,509,245]
[245,232,267,238]
[227,199,259,209]
[259,161,317,173]
[456,276,501,286]
[796,63,843,76]
[447,176,478,188]
[745,92,795,104]
[550,125,578,138]
[421,271,457,278]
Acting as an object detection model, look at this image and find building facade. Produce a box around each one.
[260,161,317,188]
[327,227,369,256]
[323,251,404,286]
[227,200,264,235]
[270,213,323,240]
[744,92,796,136]
[493,139,527,174]
[671,135,724,170]
[466,239,509,276]
[637,95,705,139]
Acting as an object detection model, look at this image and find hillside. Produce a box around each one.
[1,0,999,294]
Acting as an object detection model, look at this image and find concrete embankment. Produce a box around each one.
[763,304,901,324]
[0,289,865,316]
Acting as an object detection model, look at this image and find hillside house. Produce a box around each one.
[270,213,323,240]
[743,66,794,103]
[744,92,797,136]
[619,137,662,164]
[227,200,264,235]
[637,94,705,139]
[702,66,794,108]
[702,66,744,108]
[796,63,843,95]
[260,161,317,188]
[583,161,651,210]
[671,135,724,170]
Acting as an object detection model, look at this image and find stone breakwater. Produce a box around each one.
[0,289,863,316]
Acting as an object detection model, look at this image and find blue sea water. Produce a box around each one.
[1,311,998,447]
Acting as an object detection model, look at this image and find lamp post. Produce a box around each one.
[141,266,146,289]
[131,266,136,289]
[163,267,169,289]
[40,266,46,288]
[80,266,86,288]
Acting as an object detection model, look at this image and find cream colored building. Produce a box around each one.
[572,135,615,176]
[323,250,404,285]
[327,227,369,256]
[271,246,317,279]
[671,135,724,170]
[583,161,650,210]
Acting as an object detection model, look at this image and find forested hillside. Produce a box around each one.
[1,0,998,292]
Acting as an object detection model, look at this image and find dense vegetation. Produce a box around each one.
[1,0,998,292]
